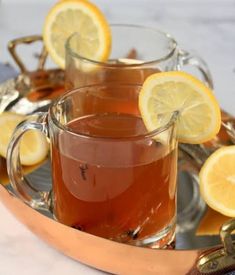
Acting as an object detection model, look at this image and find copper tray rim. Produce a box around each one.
[1,182,220,274]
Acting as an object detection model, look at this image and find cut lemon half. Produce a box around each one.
[199,146,235,217]
[43,0,111,69]
[0,112,49,166]
[139,71,221,144]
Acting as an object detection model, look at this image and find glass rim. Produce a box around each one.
[49,84,178,142]
[65,23,178,68]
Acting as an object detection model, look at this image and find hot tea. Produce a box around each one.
[52,113,177,244]
[7,83,178,248]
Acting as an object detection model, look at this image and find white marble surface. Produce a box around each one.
[0,201,105,275]
[0,0,235,274]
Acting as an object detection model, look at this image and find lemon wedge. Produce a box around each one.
[43,0,111,69]
[139,71,221,144]
[199,146,235,217]
[0,112,49,166]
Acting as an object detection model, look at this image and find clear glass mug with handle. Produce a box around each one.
[65,24,213,90]
[7,83,178,249]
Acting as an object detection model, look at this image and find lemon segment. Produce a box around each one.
[43,0,111,69]
[0,112,49,166]
[139,71,221,144]
[199,146,235,217]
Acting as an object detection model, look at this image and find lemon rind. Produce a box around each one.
[43,0,111,69]
[199,145,235,217]
[139,71,221,144]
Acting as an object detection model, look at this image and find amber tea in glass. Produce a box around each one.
[7,84,178,248]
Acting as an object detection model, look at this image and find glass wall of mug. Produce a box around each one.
[65,24,213,90]
[7,83,178,249]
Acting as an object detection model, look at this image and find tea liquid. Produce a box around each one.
[66,57,161,90]
[52,113,177,242]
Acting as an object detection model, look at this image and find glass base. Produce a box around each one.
[127,219,176,249]
[177,170,206,233]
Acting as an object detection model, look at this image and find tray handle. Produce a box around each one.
[197,218,235,274]
[8,35,48,73]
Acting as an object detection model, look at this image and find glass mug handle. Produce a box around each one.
[177,49,213,89]
[6,112,50,210]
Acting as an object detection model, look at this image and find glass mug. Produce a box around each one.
[7,83,178,248]
[65,24,213,90]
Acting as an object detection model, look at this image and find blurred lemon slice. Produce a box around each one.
[199,146,235,217]
[0,112,49,166]
[139,71,221,144]
[43,0,111,69]
[117,58,144,65]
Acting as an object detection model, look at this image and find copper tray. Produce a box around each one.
[0,36,235,275]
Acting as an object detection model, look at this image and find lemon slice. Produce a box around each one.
[0,112,49,166]
[199,146,235,217]
[43,0,111,69]
[139,71,221,144]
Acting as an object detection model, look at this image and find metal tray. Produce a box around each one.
[0,36,235,274]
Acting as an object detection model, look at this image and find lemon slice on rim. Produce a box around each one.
[43,0,111,69]
[199,145,235,217]
[0,112,49,166]
[139,71,221,144]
